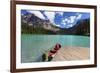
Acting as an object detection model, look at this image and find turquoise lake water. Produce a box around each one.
[21,34,90,63]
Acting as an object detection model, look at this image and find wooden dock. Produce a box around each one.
[52,46,90,61]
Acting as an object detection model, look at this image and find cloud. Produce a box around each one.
[61,22,66,26]
[69,16,76,23]
[67,24,73,28]
[56,12,63,16]
[27,10,46,20]
[62,16,76,25]
[61,13,82,28]
[55,24,61,27]
[43,11,64,24]
[43,11,56,23]
[60,13,83,28]
[61,17,75,26]
[76,14,82,19]
[62,18,69,23]
[26,10,82,28]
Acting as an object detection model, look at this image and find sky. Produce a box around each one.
[21,10,90,28]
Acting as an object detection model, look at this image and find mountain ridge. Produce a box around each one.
[21,12,90,36]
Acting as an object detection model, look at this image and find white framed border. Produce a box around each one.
[16,4,95,69]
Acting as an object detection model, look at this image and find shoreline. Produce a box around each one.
[52,46,90,61]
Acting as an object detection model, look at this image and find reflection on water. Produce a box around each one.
[21,34,90,63]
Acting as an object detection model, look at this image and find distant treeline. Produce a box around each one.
[21,19,90,36]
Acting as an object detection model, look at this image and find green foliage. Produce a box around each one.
[21,19,90,36]
[21,23,56,34]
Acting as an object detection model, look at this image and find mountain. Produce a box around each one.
[67,19,90,36]
[21,13,60,34]
[55,19,90,36]
[21,12,90,36]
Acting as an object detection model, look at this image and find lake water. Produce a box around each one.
[21,34,90,63]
